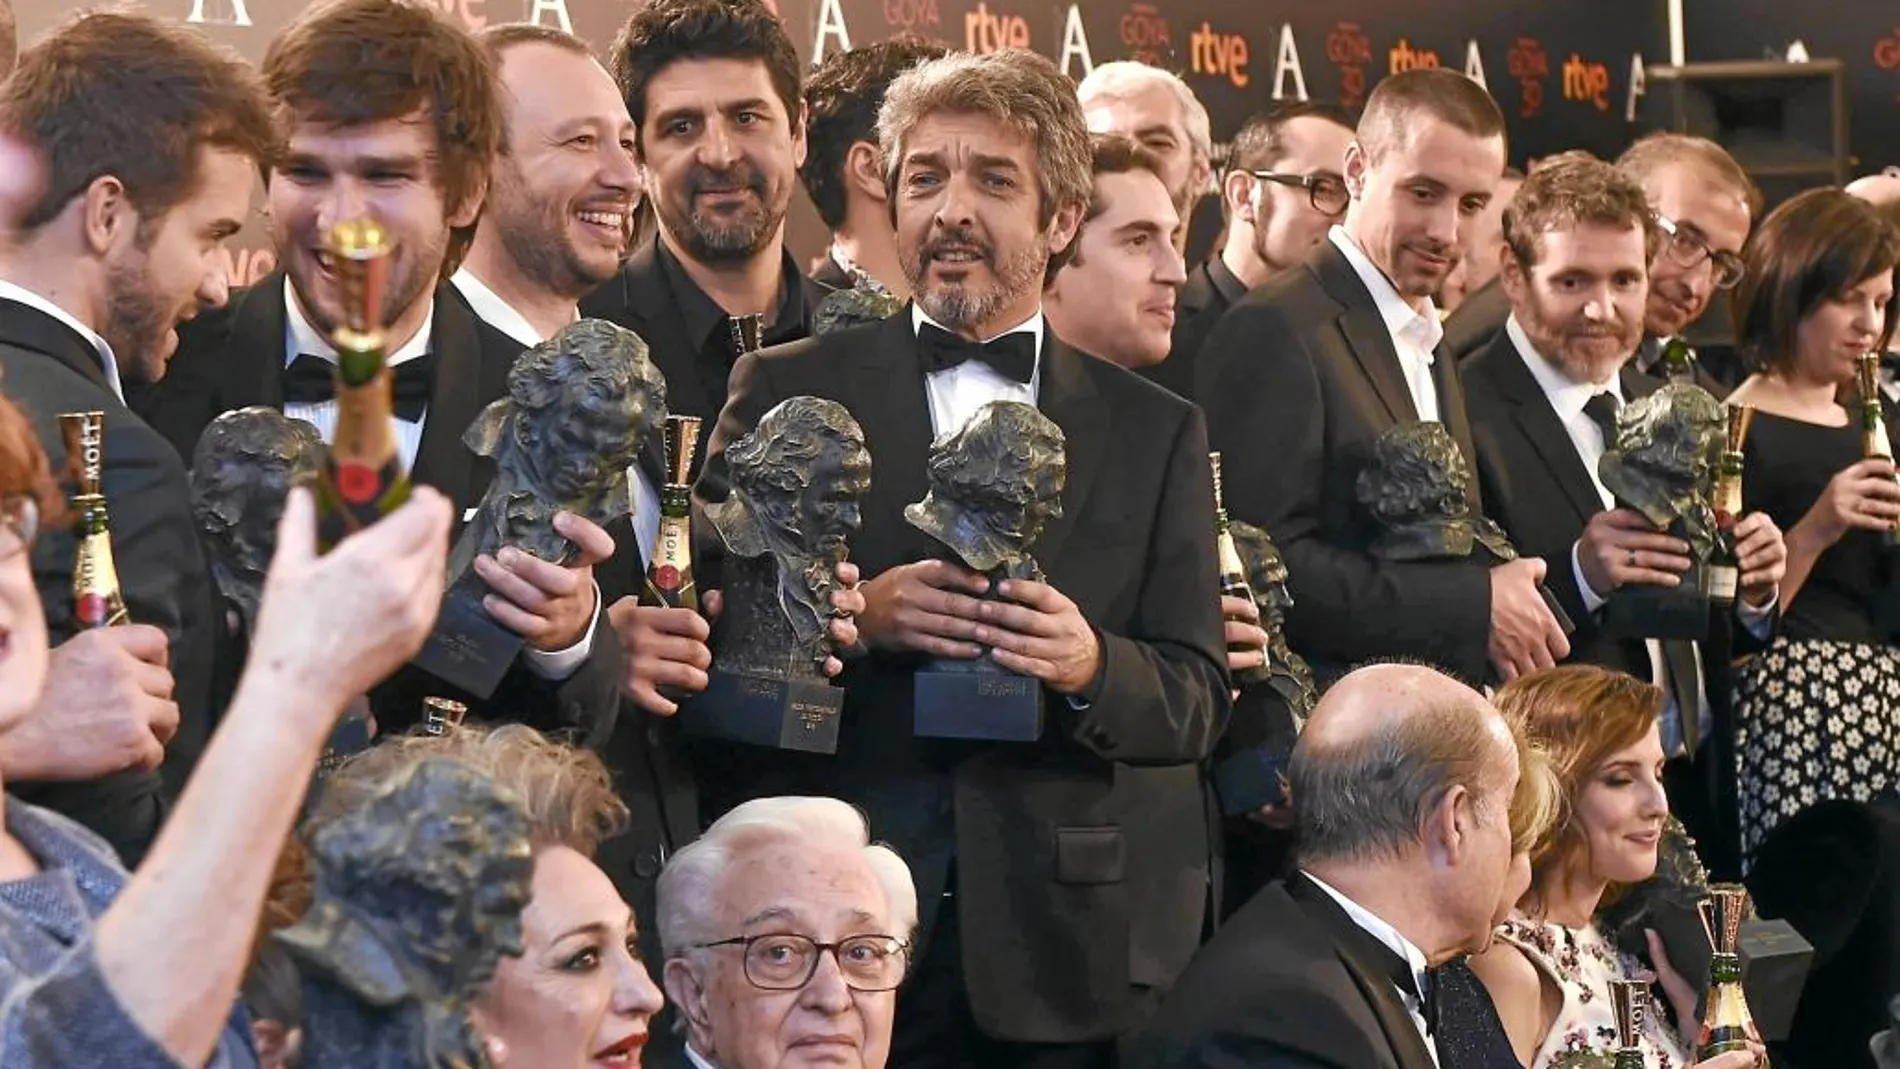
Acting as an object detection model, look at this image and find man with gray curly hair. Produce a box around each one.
[695,46,1227,1068]
[1075,61,1214,256]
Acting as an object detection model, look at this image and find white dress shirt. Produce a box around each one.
[685,1046,719,1069]
[1302,871,1441,1068]
[451,268,663,569]
[0,280,125,402]
[285,278,595,680]
[1329,227,1442,422]
[911,304,1043,439]
[1506,316,1772,756]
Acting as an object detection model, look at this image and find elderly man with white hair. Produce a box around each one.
[656,797,919,1069]
[1076,60,1213,254]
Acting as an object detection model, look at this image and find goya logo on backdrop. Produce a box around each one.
[1190,21,1249,88]
[1121,4,1172,66]
[966,2,1029,53]
[1563,52,1611,111]
[1328,21,1372,107]
[184,0,252,27]
[1509,37,1550,117]
[883,0,940,31]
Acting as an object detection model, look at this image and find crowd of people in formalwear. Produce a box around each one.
[0,0,1893,1065]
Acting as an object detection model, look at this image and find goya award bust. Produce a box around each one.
[1598,382,1727,640]
[411,319,665,699]
[907,400,1067,741]
[685,396,870,754]
[1212,518,1317,815]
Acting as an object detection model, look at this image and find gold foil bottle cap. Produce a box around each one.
[325,217,393,337]
[1725,403,1756,454]
[1698,883,1751,953]
[729,313,764,357]
[1861,352,1883,402]
[663,414,703,487]
[57,411,106,496]
[1209,451,1227,511]
[1608,980,1648,1049]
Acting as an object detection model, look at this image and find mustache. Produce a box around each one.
[687,163,766,198]
[919,226,994,265]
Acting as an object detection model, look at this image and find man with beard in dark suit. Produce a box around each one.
[136,0,623,748]
[1194,69,1567,687]
[1463,156,1786,877]
[1126,663,1522,1069]
[695,48,1227,1069]
[0,13,275,865]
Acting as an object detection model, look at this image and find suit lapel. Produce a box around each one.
[1033,334,1108,569]
[849,313,937,570]
[1311,241,1420,425]
[1433,344,1482,513]
[0,299,114,391]
[220,274,293,412]
[414,287,494,516]
[1482,334,1607,524]
[625,238,727,426]
[1285,875,1439,1069]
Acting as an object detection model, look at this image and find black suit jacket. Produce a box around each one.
[808,250,853,293]
[132,274,623,747]
[1194,238,1494,684]
[1464,328,1767,873]
[1443,276,1510,366]
[694,310,1229,1043]
[1142,257,1243,399]
[0,299,215,866]
[1125,874,1439,1069]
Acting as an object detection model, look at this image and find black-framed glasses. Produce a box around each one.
[0,492,38,560]
[1251,170,1350,216]
[692,933,910,992]
[1654,212,1746,290]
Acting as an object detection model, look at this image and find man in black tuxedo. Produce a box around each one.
[0,13,276,864]
[696,48,1227,1069]
[1146,101,1353,399]
[801,39,947,296]
[1445,135,1758,399]
[136,0,623,748]
[1463,156,1786,877]
[1126,663,1522,1069]
[1194,68,1566,687]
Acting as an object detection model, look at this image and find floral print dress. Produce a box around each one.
[1499,916,1687,1069]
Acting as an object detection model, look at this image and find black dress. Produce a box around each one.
[1733,411,1900,862]
[1435,956,1525,1069]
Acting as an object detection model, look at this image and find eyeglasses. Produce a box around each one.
[0,493,38,560]
[1654,212,1746,290]
[1251,170,1350,216]
[692,932,909,992]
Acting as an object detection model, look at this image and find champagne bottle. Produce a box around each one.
[643,414,704,611]
[1607,980,1649,1069]
[1211,452,1267,684]
[1706,404,1754,608]
[58,411,128,629]
[1697,884,1764,1059]
[422,696,467,737]
[1857,353,1900,546]
[315,217,412,552]
[1660,337,1697,381]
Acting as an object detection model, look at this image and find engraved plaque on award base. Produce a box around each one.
[686,669,844,754]
[914,648,1045,742]
[1603,563,1714,641]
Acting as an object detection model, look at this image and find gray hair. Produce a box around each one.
[656,797,919,959]
[1076,61,1213,177]
[1291,688,1509,864]
[878,49,1092,229]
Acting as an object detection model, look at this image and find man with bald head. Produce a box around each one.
[1127,663,1519,1069]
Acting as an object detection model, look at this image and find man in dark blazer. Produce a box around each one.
[1146,102,1353,399]
[0,13,277,864]
[1194,69,1566,687]
[696,49,1227,1069]
[135,0,623,749]
[1463,156,1785,878]
[1125,663,1521,1069]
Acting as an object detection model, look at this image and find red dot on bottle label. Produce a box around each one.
[76,594,107,626]
[655,565,681,591]
[336,463,380,505]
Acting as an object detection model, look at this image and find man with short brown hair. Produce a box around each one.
[0,10,275,864]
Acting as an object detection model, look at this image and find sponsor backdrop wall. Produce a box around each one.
[17,0,1673,281]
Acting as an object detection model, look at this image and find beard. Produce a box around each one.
[905,225,1050,333]
[490,166,619,299]
[1521,292,1639,386]
[656,160,783,265]
[102,248,177,385]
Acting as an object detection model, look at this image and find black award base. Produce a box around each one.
[914,655,1044,742]
[683,669,843,754]
[1602,563,1712,641]
[410,570,523,700]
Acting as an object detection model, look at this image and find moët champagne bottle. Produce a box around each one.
[58,411,128,628]
[314,217,412,552]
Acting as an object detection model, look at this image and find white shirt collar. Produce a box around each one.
[450,268,567,348]
[282,276,435,368]
[0,279,124,401]
[1328,226,1443,355]
[1505,314,1626,420]
[909,303,1045,360]
[684,1045,720,1069]
[1301,870,1433,999]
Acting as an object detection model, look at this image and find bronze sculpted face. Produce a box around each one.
[720,396,872,561]
[1598,382,1724,556]
[906,401,1067,577]
[190,407,325,632]
[1230,520,1294,614]
[1355,421,1471,529]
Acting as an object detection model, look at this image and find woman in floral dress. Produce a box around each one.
[1466,666,1764,1069]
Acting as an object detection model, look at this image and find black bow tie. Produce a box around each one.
[283,352,436,422]
[917,322,1035,384]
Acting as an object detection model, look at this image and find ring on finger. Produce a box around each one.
[1626,549,1637,567]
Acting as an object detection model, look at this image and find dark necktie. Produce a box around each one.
[916,321,1035,384]
[1582,391,1703,751]
[283,352,436,422]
